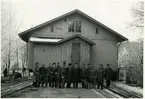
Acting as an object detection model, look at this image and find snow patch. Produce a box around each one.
[114,82,143,96]
[30,37,61,43]
[104,89,123,98]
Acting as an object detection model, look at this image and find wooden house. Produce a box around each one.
[18,9,128,71]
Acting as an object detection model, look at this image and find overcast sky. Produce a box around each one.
[2,0,142,41]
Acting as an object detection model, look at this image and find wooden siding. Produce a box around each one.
[80,40,90,65]
[33,38,90,67]
[32,39,117,70]
[27,41,34,69]
[30,13,116,41]
[90,39,118,71]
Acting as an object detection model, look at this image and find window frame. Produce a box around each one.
[68,20,75,32]
[96,27,98,34]
[67,19,82,33]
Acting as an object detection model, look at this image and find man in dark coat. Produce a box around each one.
[44,66,49,87]
[49,63,55,87]
[52,63,57,87]
[39,64,47,87]
[83,66,88,89]
[72,63,80,88]
[3,68,8,77]
[80,64,86,88]
[56,62,62,88]
[67,63,72,88]
[96,64,105,89]
[105,64,113,88]
[86,64,91,88]
[33,62,40,87]
[90,65,96,88]
[61,61,68,88]
[47,63,51,87]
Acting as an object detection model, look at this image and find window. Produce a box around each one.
[68,21,75,32]
[96,28,98,34]
[51,26,53,32]
[76,21,81,32]
[68,20,82,32]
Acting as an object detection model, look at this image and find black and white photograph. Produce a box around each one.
[1,0,143,98]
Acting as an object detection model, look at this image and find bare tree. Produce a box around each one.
[128,1,144,40]
[19,44,27,77]
[132,1,144,66]
[122,1,144,86]
[128,1,144,64]
[130,1,144,29]
[1,1,23,75]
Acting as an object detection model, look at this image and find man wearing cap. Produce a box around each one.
[33,62,40,87]
[62,61,68,88]
[49,63,55,87]
[56,62,62,88]
[96,64,105,89]
[67,63,73,88]
[105,64,113,88]
[80,64,86,88]
[39,64,47,87]
[72,63,80,88]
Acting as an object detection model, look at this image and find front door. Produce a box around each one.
[71,43,80,65]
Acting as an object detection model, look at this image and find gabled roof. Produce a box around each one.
[57,34,95,45]
[18,9,128,42]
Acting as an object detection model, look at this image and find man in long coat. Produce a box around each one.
[96,64,105,89]
[56,62,62,88]
[45,65,50,87]
[72,63,80,88]
[80,64,86,88]
[90,65,96,88]
[67,63,72,88]
[49,63,55,87]
[86,64,91,88]
[61,61,68,88]
[44,65,49,87]
[105,64,113,88]
[3,68,8,77]
[32,62,40,87]
[47,63,51,85]
[39,64,47,87]
[53,63,57,87]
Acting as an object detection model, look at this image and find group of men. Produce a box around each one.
[32,61,113,90]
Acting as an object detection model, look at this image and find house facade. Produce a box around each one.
[19,9,128,71]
